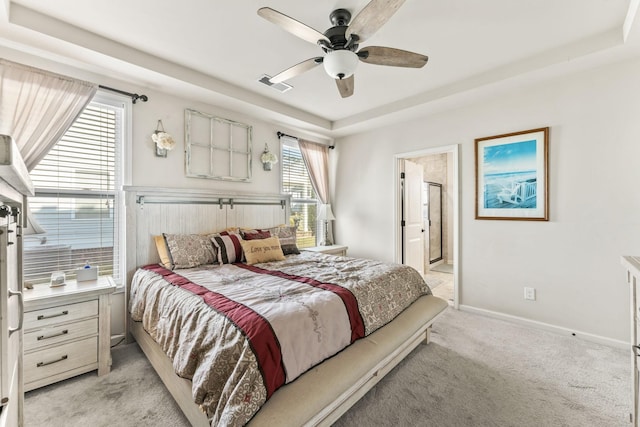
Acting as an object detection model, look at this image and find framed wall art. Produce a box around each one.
[185,108,253,182]
[475,127,549,221]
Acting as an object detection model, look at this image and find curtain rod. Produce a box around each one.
[276,131,297,140]
[99,85,148,104]
[276,131,335,149]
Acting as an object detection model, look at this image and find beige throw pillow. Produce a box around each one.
[153,235,173,269]
[240,236,285,265]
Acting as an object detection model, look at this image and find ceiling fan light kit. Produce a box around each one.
[258,0,427,98]
[323,50,359,80]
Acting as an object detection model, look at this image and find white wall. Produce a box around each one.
[130,89,287,193]
[334,57,640,343]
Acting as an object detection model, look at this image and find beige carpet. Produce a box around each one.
[25,307,630,426]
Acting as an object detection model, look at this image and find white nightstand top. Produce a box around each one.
[303,244,347,251]
[303,244,348,254]
[24,276,116,306]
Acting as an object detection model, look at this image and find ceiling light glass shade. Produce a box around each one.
[323,50,359,80]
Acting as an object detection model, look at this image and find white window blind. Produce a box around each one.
[281,138,318,248]
[24,95,125,285]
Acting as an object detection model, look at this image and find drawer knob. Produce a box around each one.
[37,310,69,320]
[37,329,69,341]
[36,355,68,367]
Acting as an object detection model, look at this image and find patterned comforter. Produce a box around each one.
[129,251,431,426]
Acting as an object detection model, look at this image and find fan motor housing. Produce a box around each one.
[322,9,358,52]
[323,26,349,50]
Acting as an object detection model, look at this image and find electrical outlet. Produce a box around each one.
[524,287,536,301]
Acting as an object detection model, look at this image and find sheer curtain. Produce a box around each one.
[0,59,97,170]
[298,139,330,203]
[298,139,333,243]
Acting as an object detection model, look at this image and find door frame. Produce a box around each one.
[394,144,460,309]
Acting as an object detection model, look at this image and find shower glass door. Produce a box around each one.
[425,182,443,264]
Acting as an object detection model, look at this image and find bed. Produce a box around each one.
[124,187,448,427]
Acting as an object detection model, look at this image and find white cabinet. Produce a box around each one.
[0,135,32,427]
[0,221,22,427]
[623,255,640,426]
[22,277,115,391]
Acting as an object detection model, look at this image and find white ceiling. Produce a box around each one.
[0,0,639,137]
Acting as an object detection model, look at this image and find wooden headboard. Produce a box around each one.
[124,186,291,285]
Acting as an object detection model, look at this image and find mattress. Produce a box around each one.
[130,251,432,426]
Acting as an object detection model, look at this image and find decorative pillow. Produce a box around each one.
[154,235,173,269]
[268,225,300,255]
[163,233,216,269]
[241,229,272,240]
[211,233,244,264]
[240,236,286,265]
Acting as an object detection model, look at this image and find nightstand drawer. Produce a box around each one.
[25,300,98,329]
[24,318,98,352]
[24,336,98,386]
[322,248,347,256]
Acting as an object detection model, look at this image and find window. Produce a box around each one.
[24,92,128,286]
[281,138,318,248]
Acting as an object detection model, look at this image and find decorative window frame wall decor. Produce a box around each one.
[185,108,252,182]
[475,127,549,221]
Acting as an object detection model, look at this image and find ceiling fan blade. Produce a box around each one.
[346,0,406,44]
[358,46,428,68]
[258,7,330,45]
[270,57,323,84]
[336,75,355,98]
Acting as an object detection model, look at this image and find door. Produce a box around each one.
[426,182,443,264]
[402,160,424,275]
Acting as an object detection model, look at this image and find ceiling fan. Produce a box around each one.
[257,0,428,98]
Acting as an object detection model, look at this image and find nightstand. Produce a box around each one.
[22,276,116,391]
[303,244,348,256]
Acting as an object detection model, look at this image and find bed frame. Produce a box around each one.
[124,186,449,426]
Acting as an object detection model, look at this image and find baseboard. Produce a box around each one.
[458,305,628,349]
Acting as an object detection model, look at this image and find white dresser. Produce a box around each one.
[623,255,640,426]
[0,135,33,427]
[22,277,115,391]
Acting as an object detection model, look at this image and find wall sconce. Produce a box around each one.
[152,120,176,157]
[261,143,278,171]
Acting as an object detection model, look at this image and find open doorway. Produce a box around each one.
[395,145,459,308]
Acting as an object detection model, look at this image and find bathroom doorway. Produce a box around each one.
[396,145,459,307]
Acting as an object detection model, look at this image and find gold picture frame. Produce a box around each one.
[475,127,549,221]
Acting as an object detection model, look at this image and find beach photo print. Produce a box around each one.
[475,127,549,221]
